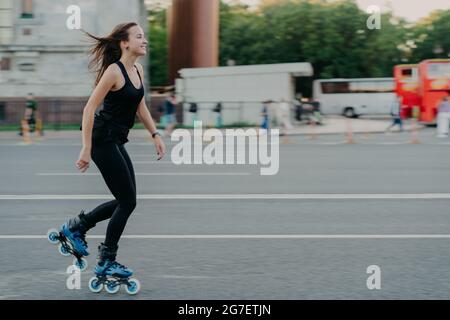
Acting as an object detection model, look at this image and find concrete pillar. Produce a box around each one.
[167,0,219,85]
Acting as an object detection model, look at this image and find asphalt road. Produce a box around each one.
[1,127,450,299]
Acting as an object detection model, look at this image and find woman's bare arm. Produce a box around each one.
[136,97,158,135]
[135,63,166,159]
[135,63,158,135]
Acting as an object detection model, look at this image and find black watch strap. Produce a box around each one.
[152,131,161,138]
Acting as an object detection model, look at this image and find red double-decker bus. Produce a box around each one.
[418,59,450,123]
[394,64,420,119]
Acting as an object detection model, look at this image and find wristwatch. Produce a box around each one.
[152,131,161,138]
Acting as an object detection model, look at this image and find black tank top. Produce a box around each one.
[86,61,144,145]
[98,60,144,128]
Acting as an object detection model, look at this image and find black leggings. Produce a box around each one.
[84,142,137,248]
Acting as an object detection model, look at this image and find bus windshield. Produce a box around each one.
[427,63,450,79]
[400,68,418,81]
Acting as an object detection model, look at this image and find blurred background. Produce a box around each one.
[0,0,449,133]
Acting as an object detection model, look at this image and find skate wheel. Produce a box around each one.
[73,257,88,271]
[105,281,120,294]
[58,243,71,257]
[125,278,141,295]
[47,229,59,245]
[88,277,103,293]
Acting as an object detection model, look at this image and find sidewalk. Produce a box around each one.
[283,116,423,136]
[0,117,423,140]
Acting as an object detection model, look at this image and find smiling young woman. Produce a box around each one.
[52,22,165,289]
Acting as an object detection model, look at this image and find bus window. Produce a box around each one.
[377,81,395,93]
[402,69,412,78]
[349,82,363,93]
[321,82,350,94]
[427,63,450,79]
[349,81,393,93]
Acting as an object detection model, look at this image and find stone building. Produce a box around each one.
[0,0,149,125]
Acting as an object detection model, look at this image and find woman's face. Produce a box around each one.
[124,25,148,57]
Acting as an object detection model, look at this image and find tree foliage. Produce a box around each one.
[149,0,450,94]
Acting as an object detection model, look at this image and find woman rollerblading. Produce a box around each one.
[48,22,166,295]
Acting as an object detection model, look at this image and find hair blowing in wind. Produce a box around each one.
[84,22,138,85]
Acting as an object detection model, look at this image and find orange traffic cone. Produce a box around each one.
[21,119,32,144]
[345,118,356,144]
[35,118,43,140]
[409,118,420,144]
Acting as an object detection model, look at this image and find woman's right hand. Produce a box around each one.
[76,147,91,173]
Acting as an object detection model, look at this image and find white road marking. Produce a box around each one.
[1,234,450,239]
[132,161,174,164]
[375,141,411,145]
[36,172,251,176]
[0,141,449,147]
[2,193,450,200]
[316,141,347,145]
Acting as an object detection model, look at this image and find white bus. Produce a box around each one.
[313,78,396,117]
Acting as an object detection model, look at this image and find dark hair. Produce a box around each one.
[84,22,138,85]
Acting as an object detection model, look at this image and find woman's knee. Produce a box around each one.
[119,197,137,213]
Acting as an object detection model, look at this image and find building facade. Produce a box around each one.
[0,0,149,124]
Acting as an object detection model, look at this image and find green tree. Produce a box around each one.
[410,9,450,62]
[149,9,168,86]
[150,0,449,94]
[219,0,420,96]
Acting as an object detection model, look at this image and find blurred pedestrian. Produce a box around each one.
[293,95,303,121]
[157,101,166,127]
[386,96,403,133]
[188,102,198,126]
[278,98,293,132]
[19,93,38,136]
[213,102,223,128]
[311,100,322,125]
[436,96,450,138]
[164,93,177,136]
[261,100,271,130]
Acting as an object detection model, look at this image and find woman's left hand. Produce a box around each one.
[154,136,166,160]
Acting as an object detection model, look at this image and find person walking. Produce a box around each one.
[261,100,270,130]
[213,102,223,128]
[19,93,40,137]
[436,96,450,137]
[386,96,404,133]
[293,95,303,122]
[278,99,293,132]
[188,102,198,126]
[56,22,165,281]
[164,93,177,136]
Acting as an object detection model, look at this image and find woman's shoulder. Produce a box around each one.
[100,63,122,83]
[105,62,122,75]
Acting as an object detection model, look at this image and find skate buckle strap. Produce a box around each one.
[73,231,87,246]
[111,261,127,270]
